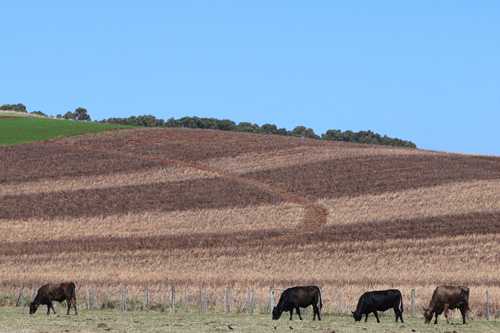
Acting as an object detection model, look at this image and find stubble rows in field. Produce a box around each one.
[1,128,500,316]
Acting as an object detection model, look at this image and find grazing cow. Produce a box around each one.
[29,282,78,315]
[272,286,323,321]
[424,286,469,324]
[352,289,404,323]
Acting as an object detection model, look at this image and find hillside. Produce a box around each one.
[1,127,499,314]
[0,112,129,145]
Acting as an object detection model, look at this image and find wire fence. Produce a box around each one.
[6,286,499,319]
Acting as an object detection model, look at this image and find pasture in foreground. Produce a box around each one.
[0,307,498,333]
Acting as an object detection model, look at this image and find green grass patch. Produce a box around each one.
[0,116,131,145]
[0,307,498,333]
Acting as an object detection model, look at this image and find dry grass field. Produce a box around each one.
[1,127,499,318]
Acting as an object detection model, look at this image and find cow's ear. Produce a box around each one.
[352,311,355,315]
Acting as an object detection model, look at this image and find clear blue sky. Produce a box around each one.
[1,1,499,155]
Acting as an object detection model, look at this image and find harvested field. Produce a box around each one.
[206,145,428,174]
[1,127,500,318]
[0,166,217,196]
[0,178,284,220]
[0,143,159,184]
[245,154,500,199]
[321,179,500,225]
[57,127,326,161]
[0,204,303,242]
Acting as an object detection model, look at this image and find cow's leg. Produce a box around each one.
[289,309,293,320]
[459,306,467,324]
[296,307,302,320]
[443,304,450,324]
[364,313,369,322]
[73,298,78,315]
[434,312,438,325]
[51,302,56,314]
[373,311,380,323]
[313,304,321,321]
[47,304,51,315]
[67,299,71,315]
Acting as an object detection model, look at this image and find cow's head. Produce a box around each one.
[423,307,433,323]
[29,302,39,314]
[352,311,362,321]
[272,306,282,320]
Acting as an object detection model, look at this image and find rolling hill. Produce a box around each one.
[0,111,129,145]
[1,127,499,315]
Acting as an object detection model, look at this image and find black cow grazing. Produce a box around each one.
[352,289,404,323]
[272,286,323,321]
[424,286,469,325]
[29,282,78,315]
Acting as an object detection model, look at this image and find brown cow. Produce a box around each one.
[423,286,469,324]
[29,282,77,315]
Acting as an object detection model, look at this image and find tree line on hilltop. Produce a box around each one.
[1,103,416,148]
[101,115,416,148]
[0,103,90,121]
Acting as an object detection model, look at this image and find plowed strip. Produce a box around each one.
[321,179,500,226]
[0,143,159,184]
[0,178,283,220]
[56,127,325,161]
[244,154,500,199]
[2,211,499,256]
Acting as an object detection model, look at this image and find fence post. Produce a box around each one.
[144,287,150,310]
[410,288,416,317]
[15,287,23,307]
[170,286,176,313]
[224,287,230,313]
[121,287,128,312]
[202,287,208,313]
[249,289,255,315]
[31,287,37,303]
[90,287,97,309]
[199,287,204,313]
[486,290,491,320]
[269,288,275,313]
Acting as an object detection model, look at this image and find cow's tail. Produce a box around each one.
[399,292,404,313]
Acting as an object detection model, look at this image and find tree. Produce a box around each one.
[0,103,27,112]
[291,126,319,139]
[63,111,76,120]
[30,111,47,117]
[73,107,91,121]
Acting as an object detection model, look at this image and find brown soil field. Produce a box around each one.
[1,128,499,316]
